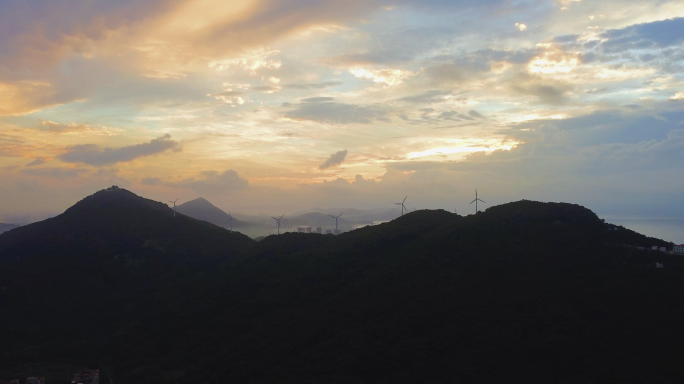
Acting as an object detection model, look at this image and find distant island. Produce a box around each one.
[1,188,682,383]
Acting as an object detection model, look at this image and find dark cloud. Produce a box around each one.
[319,150,348,169]
[285,101,385,124]
[601,17,684,53]
[59,134,180,166]
[506,109,684,148]
[26,157,48,167]
[282,81,342,90]
[398,90,453,104]
[302,97,335,103]
[468,110,483,118]
[510,83,572,105]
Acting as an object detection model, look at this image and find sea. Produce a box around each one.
[601,216,684,244]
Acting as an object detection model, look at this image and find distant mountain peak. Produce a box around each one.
[181,197,215,207]
[176,197,240,228]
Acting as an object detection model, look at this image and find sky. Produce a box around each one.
[1,0,684,223]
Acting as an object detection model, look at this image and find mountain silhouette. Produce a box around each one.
[0,187,254,304]
[0,193,681,384]
[175,197,250,229]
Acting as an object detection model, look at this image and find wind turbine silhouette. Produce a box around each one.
[328,213,343,233]
[227,211,233,232]
[469,189,486,213]
[395,196,408,216]
[169,198,179,217]
[271,214,284,235]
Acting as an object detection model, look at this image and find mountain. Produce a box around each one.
[175,197,250,228]
[0,187,254,302]
[1,198,683,383]
[0,223,18,234]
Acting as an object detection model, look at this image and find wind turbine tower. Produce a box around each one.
[271,214,284,235]
[169,198,179,217]
[469,189,486,214]
[328,213,343,234]
[227,211,233,232]
[395,196,408,216]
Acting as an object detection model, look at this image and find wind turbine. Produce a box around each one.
[328,213,343,233]
[271,214,284,235]
[169,198,179,217]
[395,196,408,216]
[227,211,233,232]
[469,189,486,213]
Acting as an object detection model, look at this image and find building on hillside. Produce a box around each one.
[72,370,99,384]
[652,246,659,250]
[656,263,664,268]
[297,226,305,233]
[316,227,322,233]
[26,378,44,384]
[334,229,341,235]
[660,246,667,252]
[305,227,312,233]
[326,229,332,234]
[674,244,684,254]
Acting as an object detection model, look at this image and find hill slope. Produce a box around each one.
[1,199,682,383]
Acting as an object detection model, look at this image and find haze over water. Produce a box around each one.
[603,216,684,244]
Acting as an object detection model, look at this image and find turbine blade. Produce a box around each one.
[403,196,407,203]
[338,213,343,218]
[470,199,476,204]
[479,199,486,203]
[279,214,285,219]
[329,215,337,218]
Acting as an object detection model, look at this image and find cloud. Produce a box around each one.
[285,101,385,124]
[468,110,483,118]
[21,167,89,178]
[0,81,60,116]
[670,91,684,100]
[38,120,123,135]
[176,170,249,191]
[601,17,684,53]
[282,81,342,90]
[0,133,30,157]
[349,68,417,86]
[59,134,180,166]
[319,149,348,169]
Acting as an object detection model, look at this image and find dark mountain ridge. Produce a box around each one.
[0,190,681,383]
